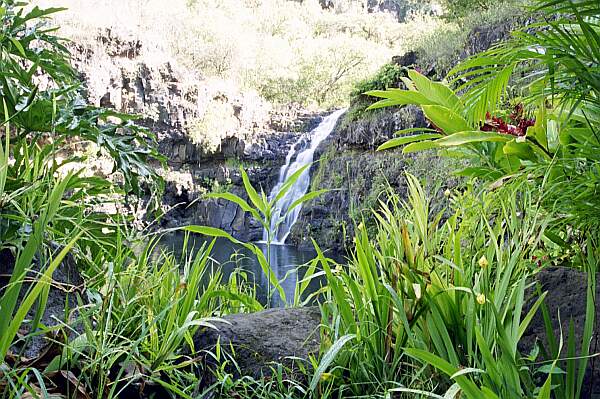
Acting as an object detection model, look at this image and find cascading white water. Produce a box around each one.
[263,109,346,245]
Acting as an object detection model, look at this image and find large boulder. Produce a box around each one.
[191,307,321,379]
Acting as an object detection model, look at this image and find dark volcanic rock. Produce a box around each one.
[337,105,426,149]
[521,267,600,397]
[0,248,84,359]
[192,307,321,378]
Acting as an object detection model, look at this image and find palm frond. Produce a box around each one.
[449,0,600,125]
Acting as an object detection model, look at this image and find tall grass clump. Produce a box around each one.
[38,234,262,399]
[0,0,160,378]
[313,174,559,397]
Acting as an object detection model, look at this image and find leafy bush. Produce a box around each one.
[0,4,253,398]
[313,174,557,397]
[40,235,261,398]
[351,63,406,99]
[440,0,519,20]
[0,1,165,370]
[370,0,600,240]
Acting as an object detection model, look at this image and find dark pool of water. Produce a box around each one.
[158,233,339,307]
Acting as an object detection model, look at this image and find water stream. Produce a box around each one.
[160,110,346,307]
[263,108,346,244]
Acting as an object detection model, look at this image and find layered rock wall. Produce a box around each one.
[71,30,320,241]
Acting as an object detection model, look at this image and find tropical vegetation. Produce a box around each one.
[1,0,599,398]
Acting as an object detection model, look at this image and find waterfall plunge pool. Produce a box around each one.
[158,233,342,308]
[158,110,347,307]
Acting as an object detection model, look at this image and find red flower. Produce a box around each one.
[481,104,535,137]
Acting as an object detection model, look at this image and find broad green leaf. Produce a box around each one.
[273,164,311,205]
[249,246,286,304]
[0,233,81,359]
[474,328,502,387]
[518,292,547,341]
[435,131,511,147]
[422,105,472,133]
[393,127,439,135]
[547,119,560,153]
[402,140,439,153]
[240,168,265,214]
[204,192,260,220]
[366,89,436,110]
[455,166,504,180]
[408,70,462,111]
[285,189,328,216]
[537,364,565,375]
[503,139,537,160]
[366,98,405,110]
[9,38,26,57]
[377,133,442,151]
[443,384,462,399]
[182,225,240,242]
[450,368,485,379]
[537,375,553,399]
[404,348,485,398]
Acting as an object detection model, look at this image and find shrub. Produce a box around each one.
[314,174,553,396]
[369,0,600,240]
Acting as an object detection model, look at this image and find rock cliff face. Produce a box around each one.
[71,29,320,241]
[71,17,520,249]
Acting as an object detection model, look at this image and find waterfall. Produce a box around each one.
[263,109,346,245]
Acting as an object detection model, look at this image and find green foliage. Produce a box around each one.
[0,3,168,373]
[370,0,600,237]
[0,3,164,198]
[2,1,599,398]
[12,233,260,399]
[314,173,594,398]
[351,63,406,100]
[449,0,600,124]
[0,4,230,398]
[440,0,519,21]
[342,63,406,124]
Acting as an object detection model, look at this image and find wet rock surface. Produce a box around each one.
[192,307,321,379]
